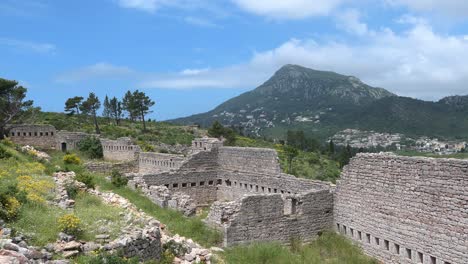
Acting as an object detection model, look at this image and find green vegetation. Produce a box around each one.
[35,111,195,146]
[223,232,378,264]
[0,78,36,139]
[0,142,125,246]
[92,173,222,247]
[233,134,341,183]
[78,136,104,159]
[111,169,128,187]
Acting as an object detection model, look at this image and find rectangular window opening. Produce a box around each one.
[343,226,347,235]
[173,183,178,188]
[164,184,169,188]
[336,223,340,231]
[200,181,205,186]
[417,252,423,263]
[217,179,222,185]
[191,182,196,187]
[384,240,389,250]
[375,237,380,246]
[350,228,354,237]
[358,231,362,240]
[208,180,214,186]
[406,249,412,259]
[366,234,371,244]
[430,257,436,264]
[395,244,400,255]
[182,183,187,187]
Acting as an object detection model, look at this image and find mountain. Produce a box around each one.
[170,65,468,140]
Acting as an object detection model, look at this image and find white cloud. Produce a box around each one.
[117,0,160,13]
[336,9,369,36]
[231,0,344,19]
[140,18,468,99]
[0,38,55,53]
[386,0,468,17]
[180,68,211,75]
[55,62,134,83]
[184,16,219,27]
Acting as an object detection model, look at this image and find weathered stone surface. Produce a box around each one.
[0,249,29,264]
[335,153,468,264]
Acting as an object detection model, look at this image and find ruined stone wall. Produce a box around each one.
[334,153,468,264]
[139,152,186,174]
[140,151,220,205]
[216,170,329,201]
[56,131,91,151]
[207,190,333,246]
[217,147,281,174]
[8,125,57,149]
[101,138,140,161]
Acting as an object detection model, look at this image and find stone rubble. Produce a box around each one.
[0,170,215,263]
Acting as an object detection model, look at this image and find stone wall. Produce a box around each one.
[206,190,333,246]
[102,138,140,161]
[139,152,186,174]
[85,161,138,174]
[217,147,281,175]
[56,131,92,151]
[216,170,329,201]
[334,153,468,264]
[8,124,57,149]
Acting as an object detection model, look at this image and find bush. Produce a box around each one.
[78,136,103,159]
[65,184,79,199]
[75,172,95,189]
[0,138,15,147]
[17,175,54,204]
[0,145,12,159]
[58,213,81,235]
[63,154,81,165]
[111,170,128,187]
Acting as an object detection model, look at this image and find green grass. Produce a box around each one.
[36,112,196,146]
[74,192,125,241]
[10,203,65,246]
[93,174,222,247]
[222,232,378,264]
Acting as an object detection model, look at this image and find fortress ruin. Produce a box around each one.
[5,124,468,263]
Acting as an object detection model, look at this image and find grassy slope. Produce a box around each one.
[34,112,196,145]
[223,232,378,264]
[0,143,125,246]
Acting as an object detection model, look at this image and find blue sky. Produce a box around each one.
[1,0,468,120]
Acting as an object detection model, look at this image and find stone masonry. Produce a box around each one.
[334,153,468,264]
[130,138,334,246]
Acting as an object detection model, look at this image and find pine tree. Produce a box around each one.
[64,96,83,115]
[103,95,111,123]
[80,93,101,134]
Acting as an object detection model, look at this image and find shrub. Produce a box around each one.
[75,172,95,189]
[111,170,128,187]
[0,138,15,147]
[0,145,11,159]
[3,197,21,220]
[58,213,81,235]
[63,154,81,165]
[17,175,55,204]
[65,184,79,199]
[78,136,103,159]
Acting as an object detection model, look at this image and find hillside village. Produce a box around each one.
[331,129,467,154]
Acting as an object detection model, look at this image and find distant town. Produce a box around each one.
[331,129,467,155]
